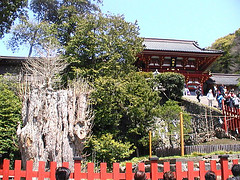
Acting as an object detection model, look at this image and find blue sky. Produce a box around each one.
[1,0,240,57]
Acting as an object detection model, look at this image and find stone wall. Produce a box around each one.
[180,97,223,145]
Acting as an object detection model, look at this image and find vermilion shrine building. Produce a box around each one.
[136,38,223,94]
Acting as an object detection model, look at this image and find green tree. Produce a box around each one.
[0,0,27,38]
[30,0,101,45]
[8,0,101,56]
[0,76,22,162]
[91,72,161,156]
[8,20,60,57]
[210,28,240,73]
[64,13,143,81]
[210,33,235,73]
[153,72,185,102]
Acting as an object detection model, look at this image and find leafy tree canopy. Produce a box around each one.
[0,0,27,38]
[91,72,161,156]
[8,20,60,57]
[153,72,185,103]
[64,13,143,81]
[0,76,22,162]
[30,0,101,23]
[210,28,240,73]
[8,0,102,56]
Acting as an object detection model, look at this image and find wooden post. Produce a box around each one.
[149,157,159,180]
[219,155,230,180]
[2,159,10,180]
[180,112,184,156]
[73,156,82,180]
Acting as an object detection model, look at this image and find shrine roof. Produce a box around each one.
[143,38,223,54]
[209,73,240,86]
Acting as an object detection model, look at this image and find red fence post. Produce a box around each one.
[38,161,46,180]
[176,161,184,180]
[2,159,10,180]
[113,163,120,180]
[187,161,194,180]
[26,160,34,180]
[14,160,22,180]
[50,161,57,180]
[125,163,133,180]
[87,163,94,180]
[73,157,82,180]
[219,155,230,180]
[149,157,159,180]
[199,161,206,180]
[100,163,108,180]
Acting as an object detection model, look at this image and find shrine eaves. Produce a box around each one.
[136,38,223,87]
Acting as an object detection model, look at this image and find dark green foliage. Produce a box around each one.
[30,0,101,46]
[89,133,135,167]
[91,72,161,156]
[63,13,143,81]
[0,0,27,38]
[153,72,185,102]
[210,28,240,73]
[0,76,21,162]
[30,0,100,23]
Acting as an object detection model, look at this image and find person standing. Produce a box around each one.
[233,95,240,109]
[217,93,224,110]
[219,84,224,95]
[196,86,201,103]
[207,89,214,107]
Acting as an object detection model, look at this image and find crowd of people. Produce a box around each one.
[55,163,240,180]
[133,163,240,180]
[191,84,240,110]
[214,84,240,110]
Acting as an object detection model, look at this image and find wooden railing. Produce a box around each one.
[222,101,240,133]
[0,157,238,180]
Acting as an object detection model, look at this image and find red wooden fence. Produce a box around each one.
[222,101,240,133]
[0,157,238,180]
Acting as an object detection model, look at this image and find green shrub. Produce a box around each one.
[154,72,185,102]
[89,133,135,168]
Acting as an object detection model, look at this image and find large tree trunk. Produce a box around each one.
[17,82,92,170]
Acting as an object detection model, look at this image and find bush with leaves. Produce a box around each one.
[155,100,192,148]
[0,76,21,162]
[153,72,185,103]
[89,133,135,167]
[91,72,161,156]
